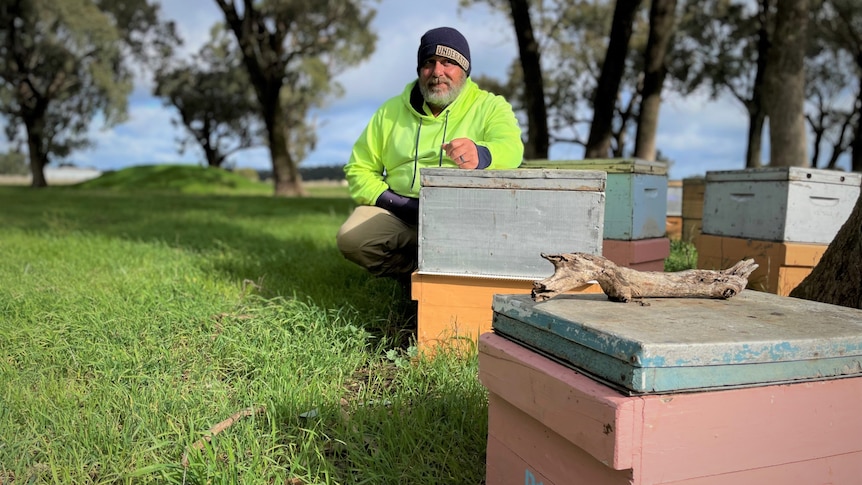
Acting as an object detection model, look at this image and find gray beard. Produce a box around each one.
[419,76,464,109]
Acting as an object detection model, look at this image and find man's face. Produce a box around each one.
[418,55,466,108]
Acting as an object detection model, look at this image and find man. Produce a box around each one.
[337,26,524,287]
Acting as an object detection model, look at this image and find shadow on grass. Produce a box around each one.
[0,186,415,343]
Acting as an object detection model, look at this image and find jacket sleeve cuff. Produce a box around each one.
[476,144,492,169]
[375,189,419,225]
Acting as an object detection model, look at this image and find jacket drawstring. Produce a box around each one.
[410,118,423,190]
[411,111,450,190]
[437,111,449,167]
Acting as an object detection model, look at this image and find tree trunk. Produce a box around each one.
[789,192,862,309]
[634,0,677,161]
[853,74,862,172]
[763,0,809,167]
[532,253,758,303]
[216,0,307,198]
[585,0,642,159]
[746,1,771,169]
[264,98,306,197]
[509,0,549,160]
[24,115,48,188]
[745,110,766,168]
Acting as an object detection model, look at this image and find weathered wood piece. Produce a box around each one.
[532,252,758,302]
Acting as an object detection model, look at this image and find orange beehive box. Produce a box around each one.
[665,215,682,240]
[480,332,862,485]
[681,177,705,241]
[695,234,827,296]
[411,273,600,350]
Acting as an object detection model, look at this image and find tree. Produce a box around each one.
[155,26,260,168]
[790,192,862,309]
[633,0,678,161]
[458,0,548,159]
[762,0,809,167]
[0,0,175,187]
[0,149,28,175]
[820,0,862,172]
[671,0,772,169]
[213,0,376,197]
[585,0,643,158]
[509,0,550,159]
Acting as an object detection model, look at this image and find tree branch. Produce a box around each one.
[532,253,758,303]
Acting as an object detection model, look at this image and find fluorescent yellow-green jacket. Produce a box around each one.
[344,78,524,205]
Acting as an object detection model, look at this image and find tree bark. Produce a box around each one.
[634,0,677,161]
[789,192,862,309]
[532,253,758,303]
[24,114,48,188]
[509,0,549,160]
[852,73,862,172]
[585,0,642,159]
[763,0,809,167]
[745,0,771,169]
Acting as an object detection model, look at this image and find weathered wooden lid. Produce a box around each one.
[492,291,862,394]
[521,158,668,175]
[706,167,861,186]
[420,167,606,191]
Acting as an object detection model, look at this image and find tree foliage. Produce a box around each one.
[213,0,377,197]
[155,26,260,168]
[0,0,176,187]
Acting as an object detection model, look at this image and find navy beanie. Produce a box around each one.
[417,27,471,76]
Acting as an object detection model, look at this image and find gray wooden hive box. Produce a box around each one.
[702,167,861,244]
[418,168,605,280]
[492,291,862,395]
[522,158,668,240]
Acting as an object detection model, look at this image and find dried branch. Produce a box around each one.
[532,253,758,303]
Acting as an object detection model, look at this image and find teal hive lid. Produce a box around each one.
[492,291,862,395]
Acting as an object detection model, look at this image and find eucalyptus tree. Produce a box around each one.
[633,0,678,161]
[462,0,651,159]
[155,26,260,169]
[671,0,771,168]
[213,0,376,197]
[762,0,809,167]
[584,0,643,158]
[819,0,862,172]
[460,0,550,159]
[0,0,176,187]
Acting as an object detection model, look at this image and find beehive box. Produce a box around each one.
[702,167,861,244]
[696,234,827,296]
[666,179,682,216]
[491,291,862,394]
[480,332,862,485]
[410,273,601,351]
[522,159,667,240]
[418,168,605,280]
[602,238,670,271]
[681,177,705,241]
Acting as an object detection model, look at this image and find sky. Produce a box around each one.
[34,0,852,180]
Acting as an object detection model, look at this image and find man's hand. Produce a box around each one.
[443,138,479,169]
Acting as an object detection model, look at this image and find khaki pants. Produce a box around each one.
[336,205,418,277]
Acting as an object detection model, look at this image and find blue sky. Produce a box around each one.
[28,0,851,180]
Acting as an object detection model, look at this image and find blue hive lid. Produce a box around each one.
[492,291,862,395]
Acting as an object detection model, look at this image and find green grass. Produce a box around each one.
[1,165,696,484]
[0,166,484,484]
[664,239,698,272]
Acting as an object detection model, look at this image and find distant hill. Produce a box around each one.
[255,165,345,182]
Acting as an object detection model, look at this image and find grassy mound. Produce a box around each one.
[76,164,272,195]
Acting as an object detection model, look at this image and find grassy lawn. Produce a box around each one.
[0,166,487,484]
[0,165,697,484]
